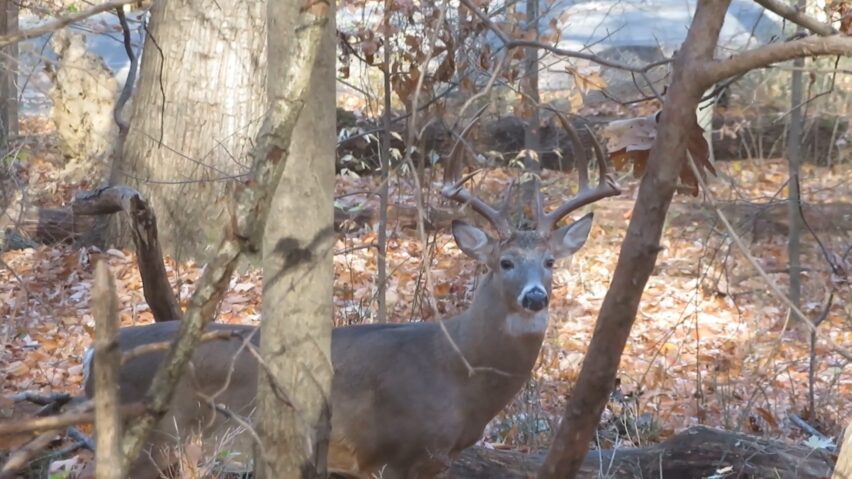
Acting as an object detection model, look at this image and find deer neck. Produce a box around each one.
[448,273,547,378]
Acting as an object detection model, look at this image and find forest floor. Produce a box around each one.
[1,118,850,471]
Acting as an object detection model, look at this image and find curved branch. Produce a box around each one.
[753,0,836,36]
[699,34,852,87]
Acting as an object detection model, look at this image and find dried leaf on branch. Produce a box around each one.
[602,112,716,195]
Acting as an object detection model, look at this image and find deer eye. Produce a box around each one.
[499,259,514,271]
[544,258,555,268]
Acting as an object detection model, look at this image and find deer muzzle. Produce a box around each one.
[520,286,549,312]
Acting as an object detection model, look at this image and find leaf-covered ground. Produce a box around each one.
[1,124,850,462]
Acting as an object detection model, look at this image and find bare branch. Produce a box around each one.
[113,7,139,137]
[0,402,145,436]
[92,261,125,479]
[120,330,245,365]
[753,0,836,36]
[458,0,671,74]
[699,35,852,87]
[0,431,57,477]
[0,0,140,48]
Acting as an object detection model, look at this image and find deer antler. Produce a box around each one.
[443,110,513,238]
[536,109,621,233]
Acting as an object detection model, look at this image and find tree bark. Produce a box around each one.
[91,261,124,479]
[833,423,852,479]
[113,0,267,261]
[786,1,805,314]
[255,0,335,477]
[0,0,17,150]
[539,1,733,477]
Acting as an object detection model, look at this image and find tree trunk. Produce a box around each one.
[255,0,335,477]
[538,1,733,477]
[786,0,805,314]
[520,0,541,214]
[0,0,17,150]
[113,0,267,261]
[833,423,852,479]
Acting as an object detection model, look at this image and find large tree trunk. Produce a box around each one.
[113,0,267,261]
[255,0,335,477]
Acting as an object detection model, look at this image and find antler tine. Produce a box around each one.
[442,173,512,238]
[444,104,488,186]
[563,116,589,190]
[533,178,545,225]
[443,105,512,237]
[537,112,621,233]
[498,179,516,217]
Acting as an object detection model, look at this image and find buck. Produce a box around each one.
[84,122,619,478]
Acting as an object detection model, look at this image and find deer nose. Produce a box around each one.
[521,287,548,312]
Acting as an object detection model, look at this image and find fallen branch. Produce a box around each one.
[73,186,181,323]
[451,426,834,479]
[0,402,145,436]
[0,431,58,478]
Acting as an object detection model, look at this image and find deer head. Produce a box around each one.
[443,113,620,329]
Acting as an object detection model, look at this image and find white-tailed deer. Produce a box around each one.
[84,121,619,478]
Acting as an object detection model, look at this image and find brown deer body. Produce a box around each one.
[85,122,619,478]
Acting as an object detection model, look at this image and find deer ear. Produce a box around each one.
[550,213,593,259]
[452,220,495,263]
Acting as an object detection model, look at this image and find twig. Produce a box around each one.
[458,0,670,74]
[436,320,514,378]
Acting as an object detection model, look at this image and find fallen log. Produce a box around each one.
[450,425,835,479]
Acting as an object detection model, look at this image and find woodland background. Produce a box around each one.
[0,0,850,477]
